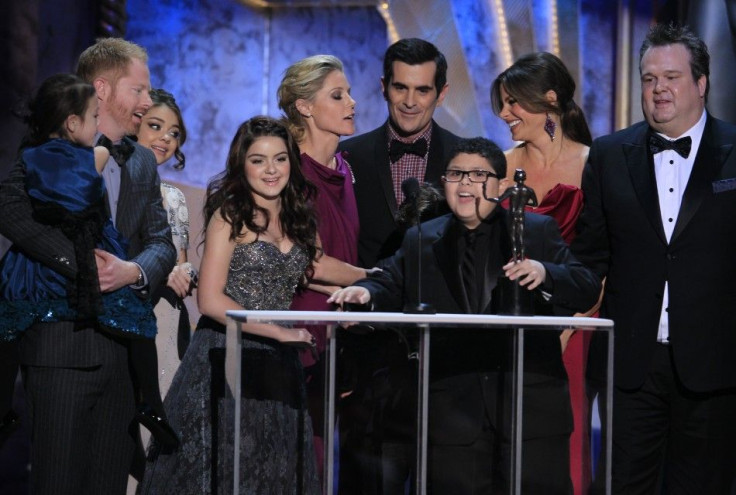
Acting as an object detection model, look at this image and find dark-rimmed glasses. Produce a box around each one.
[442,169,499,183]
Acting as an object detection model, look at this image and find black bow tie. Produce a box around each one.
[389,138,428,163]
[97,135,135,166]
[648,133,692,158]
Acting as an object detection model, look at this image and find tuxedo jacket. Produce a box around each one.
[0,138,176,368]
[572,115,736,392]
[358,210,601,445]
[338,120,460,267]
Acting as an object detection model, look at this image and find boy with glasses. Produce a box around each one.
[330,137,600,494]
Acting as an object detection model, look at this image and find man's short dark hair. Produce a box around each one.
[640,23,710,102]
[448,137,507,179]
[382,38,447,99]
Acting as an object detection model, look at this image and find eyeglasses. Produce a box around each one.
[442,169,499,183]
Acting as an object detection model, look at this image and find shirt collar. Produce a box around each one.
[387,120,433,144]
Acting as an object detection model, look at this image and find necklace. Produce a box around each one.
[330,153,356,184]
[343,158,356,184]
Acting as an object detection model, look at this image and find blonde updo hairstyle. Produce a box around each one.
[277,54,344,143]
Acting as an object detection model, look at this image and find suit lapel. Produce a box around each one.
[117,167,130,231]
[480,212,511,314]
[716,132,736,179]
[426,122,448,183]
[624,128,667,243]
[672,117,733,242]
[115,138,136,236]
[433,218,469,312]
[375,124,397,217]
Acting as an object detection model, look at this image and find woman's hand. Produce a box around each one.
[277,326,316,347]
[167,262,196,298]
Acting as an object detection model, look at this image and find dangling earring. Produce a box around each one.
[544,112,557,141]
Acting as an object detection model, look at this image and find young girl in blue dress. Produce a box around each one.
[0,73,177,450]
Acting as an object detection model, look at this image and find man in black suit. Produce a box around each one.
[572,24,736,494]
[336,38,462,493]
[339,37,460,267]
[0,39,175,494]
[331,137,600,494]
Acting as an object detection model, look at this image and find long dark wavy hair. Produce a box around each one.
[202,116,319,275]
[491,52,592,146]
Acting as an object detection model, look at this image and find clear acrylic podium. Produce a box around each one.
[224,311,613,494]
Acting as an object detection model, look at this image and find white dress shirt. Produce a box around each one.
[653,110,706,342]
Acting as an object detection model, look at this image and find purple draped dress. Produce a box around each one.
[290,152,359,356]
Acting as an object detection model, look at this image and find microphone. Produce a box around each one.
[401,177,420,204]
[400,177,435,314]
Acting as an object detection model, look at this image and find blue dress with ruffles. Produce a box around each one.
[0,139,156,342]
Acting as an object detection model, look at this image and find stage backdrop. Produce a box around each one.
[1,0,736,310]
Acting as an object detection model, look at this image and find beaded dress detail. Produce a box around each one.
[139,241,320,495]
[153,182,190,399]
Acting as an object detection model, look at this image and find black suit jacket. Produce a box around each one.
[0,139,176,367]
[338,120,461,267]
[358,211,601,445]
[572,115,736,392]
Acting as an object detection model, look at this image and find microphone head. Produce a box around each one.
[401,177,420,201]
[395,181,443,229]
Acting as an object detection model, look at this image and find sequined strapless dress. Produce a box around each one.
[139,241,320,495]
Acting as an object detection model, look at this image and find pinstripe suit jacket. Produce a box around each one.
[0,139,176,367]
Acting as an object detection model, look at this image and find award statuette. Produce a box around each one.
[484,168,538,315]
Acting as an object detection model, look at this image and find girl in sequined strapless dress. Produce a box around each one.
[139,116,366,494]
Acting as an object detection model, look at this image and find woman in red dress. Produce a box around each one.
[492,51,600,495]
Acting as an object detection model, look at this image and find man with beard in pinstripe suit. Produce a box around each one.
[0,38,175,494]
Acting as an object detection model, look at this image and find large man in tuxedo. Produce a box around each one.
[572,24,736,493]
[0,39,175,494]
[336,38,461,493]
[330,137,600,493]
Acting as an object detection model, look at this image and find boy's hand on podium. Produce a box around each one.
[503,258,546,290]
[327,286,371,307]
